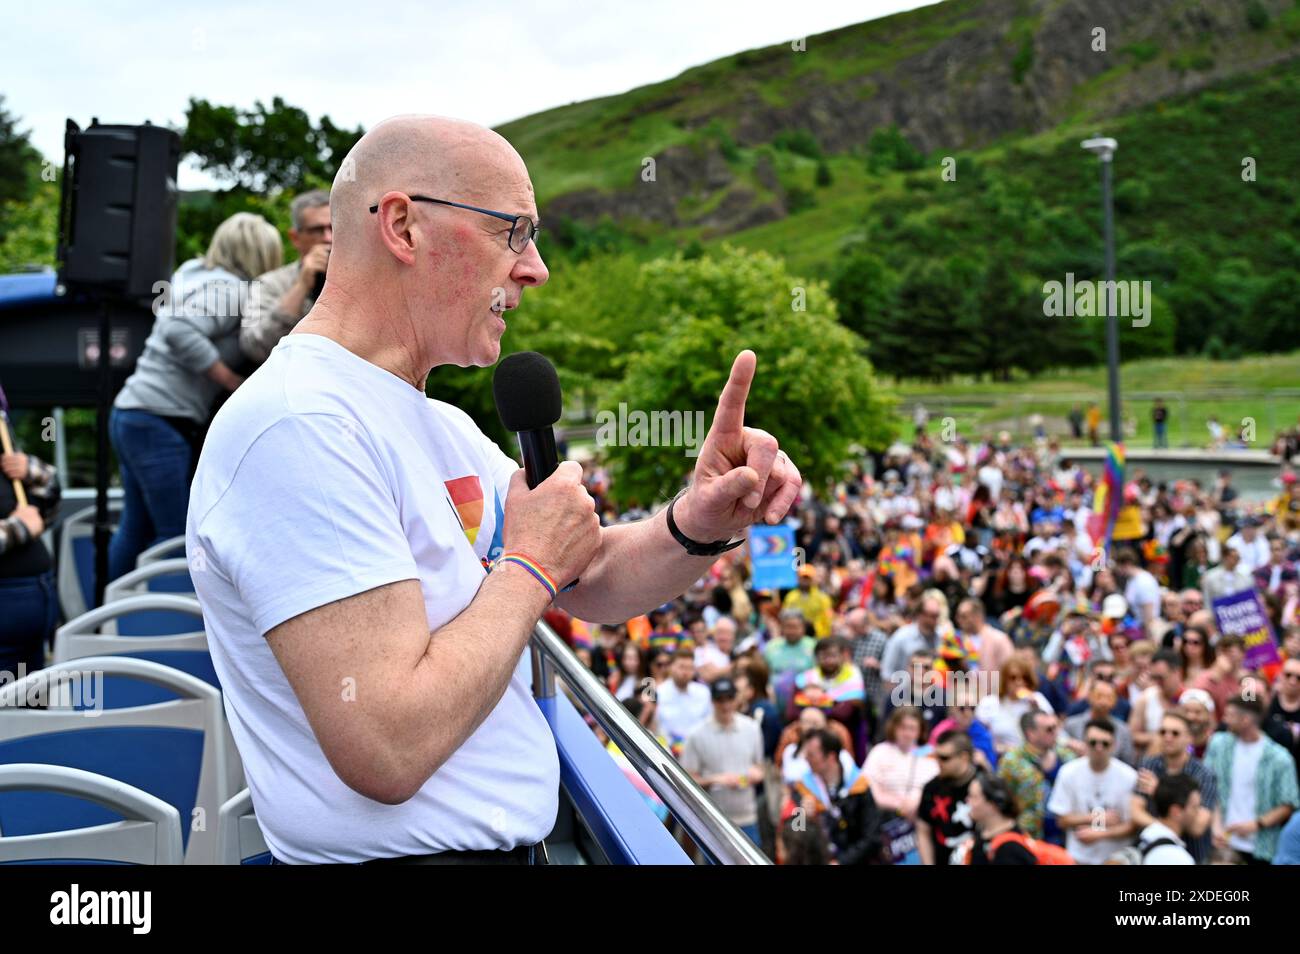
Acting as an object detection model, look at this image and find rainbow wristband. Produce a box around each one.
[496,552,558,601]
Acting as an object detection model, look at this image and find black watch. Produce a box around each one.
[666,489,745,557]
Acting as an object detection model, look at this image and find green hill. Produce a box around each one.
[494,0,1300,377]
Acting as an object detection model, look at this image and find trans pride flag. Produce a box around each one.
[1086,442,1126,565]
[792,663,866,709]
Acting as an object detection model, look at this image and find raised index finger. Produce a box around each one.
[707,350,756,443]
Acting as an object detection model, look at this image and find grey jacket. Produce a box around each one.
[114,259,246,423]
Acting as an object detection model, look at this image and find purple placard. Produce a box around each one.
[1211,588,1281,671]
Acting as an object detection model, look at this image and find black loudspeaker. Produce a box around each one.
[57,119,181,300]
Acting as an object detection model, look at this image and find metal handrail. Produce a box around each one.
[529,621,770,865]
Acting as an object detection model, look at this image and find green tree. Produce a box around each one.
[0,177,58,272]
[829,245,898,343]
[866,126,924,173]
[181,97,364,193]
[0,96,42,243]
[603,247,894,504]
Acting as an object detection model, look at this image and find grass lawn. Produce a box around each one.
[891,351,1300,448]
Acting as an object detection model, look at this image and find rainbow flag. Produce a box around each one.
[444,476,484,546]
[935,625,977,677]
[1086,442,1125,565]
[792,663,866,709]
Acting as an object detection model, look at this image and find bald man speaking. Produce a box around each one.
[186,115,802,864]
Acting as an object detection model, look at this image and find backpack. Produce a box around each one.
[986,831,1077,865]
[1138,837,1178,863]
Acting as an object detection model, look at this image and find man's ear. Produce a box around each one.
[374,194,418,266]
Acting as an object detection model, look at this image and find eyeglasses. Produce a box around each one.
[1087,738,1113,749]
[369,194,540,253]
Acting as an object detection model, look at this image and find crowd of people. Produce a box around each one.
[556,428,1300,865]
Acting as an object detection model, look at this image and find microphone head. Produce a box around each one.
[493,351,562,432]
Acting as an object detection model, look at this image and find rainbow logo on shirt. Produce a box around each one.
[444,476,484,546]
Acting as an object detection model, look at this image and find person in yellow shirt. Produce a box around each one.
[1085,403,1103,447]
[783,564,833,639]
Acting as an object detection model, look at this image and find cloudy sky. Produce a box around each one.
[3,0,936,188]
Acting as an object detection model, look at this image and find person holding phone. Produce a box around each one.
[240,189,332,365]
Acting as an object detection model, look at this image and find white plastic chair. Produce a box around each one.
[0,657,232,864]
[218,788,272,865]
[136,534,188,567]
[0,763,183,864]
[104,557,194,603]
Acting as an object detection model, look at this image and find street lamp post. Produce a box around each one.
[1081,136,1121,444]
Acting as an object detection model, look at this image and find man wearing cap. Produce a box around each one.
[681,677,765,847]
[783,564,833,638]
[1207,693,1299,864]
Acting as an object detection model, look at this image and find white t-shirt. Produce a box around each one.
[1225,737,1266,853]
[1138,821,1194,865]
[694,642,731,674]
[977,465,1003,499]
[975,692,1053,750]
[1124,570,1161,623]
[1046,757,1138,865]
[186,333,559,864]
[655,679,713,746]
[1226,534,1269,575]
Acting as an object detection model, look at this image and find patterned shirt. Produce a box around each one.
[852,628,890,711]
[1204,731,1300,861]
[0,454,59,557]
[997,743,1077,840]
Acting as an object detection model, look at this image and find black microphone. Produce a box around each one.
[492,351,577,590]
[493,351,563,489]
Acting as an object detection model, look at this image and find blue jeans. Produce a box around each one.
[0,570,57,679]
[1154,422,1168,448]
[108,408,193,582]
[740,823,761,847]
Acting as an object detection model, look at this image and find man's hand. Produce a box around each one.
[1136,768,1159,797]
[11,503,43,537]
[502,461,600,588]
[1,452,29,481]
[675,350,802,542]
[297,244,330,289]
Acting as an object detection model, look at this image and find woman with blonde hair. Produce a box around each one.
[108,212,282,579]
